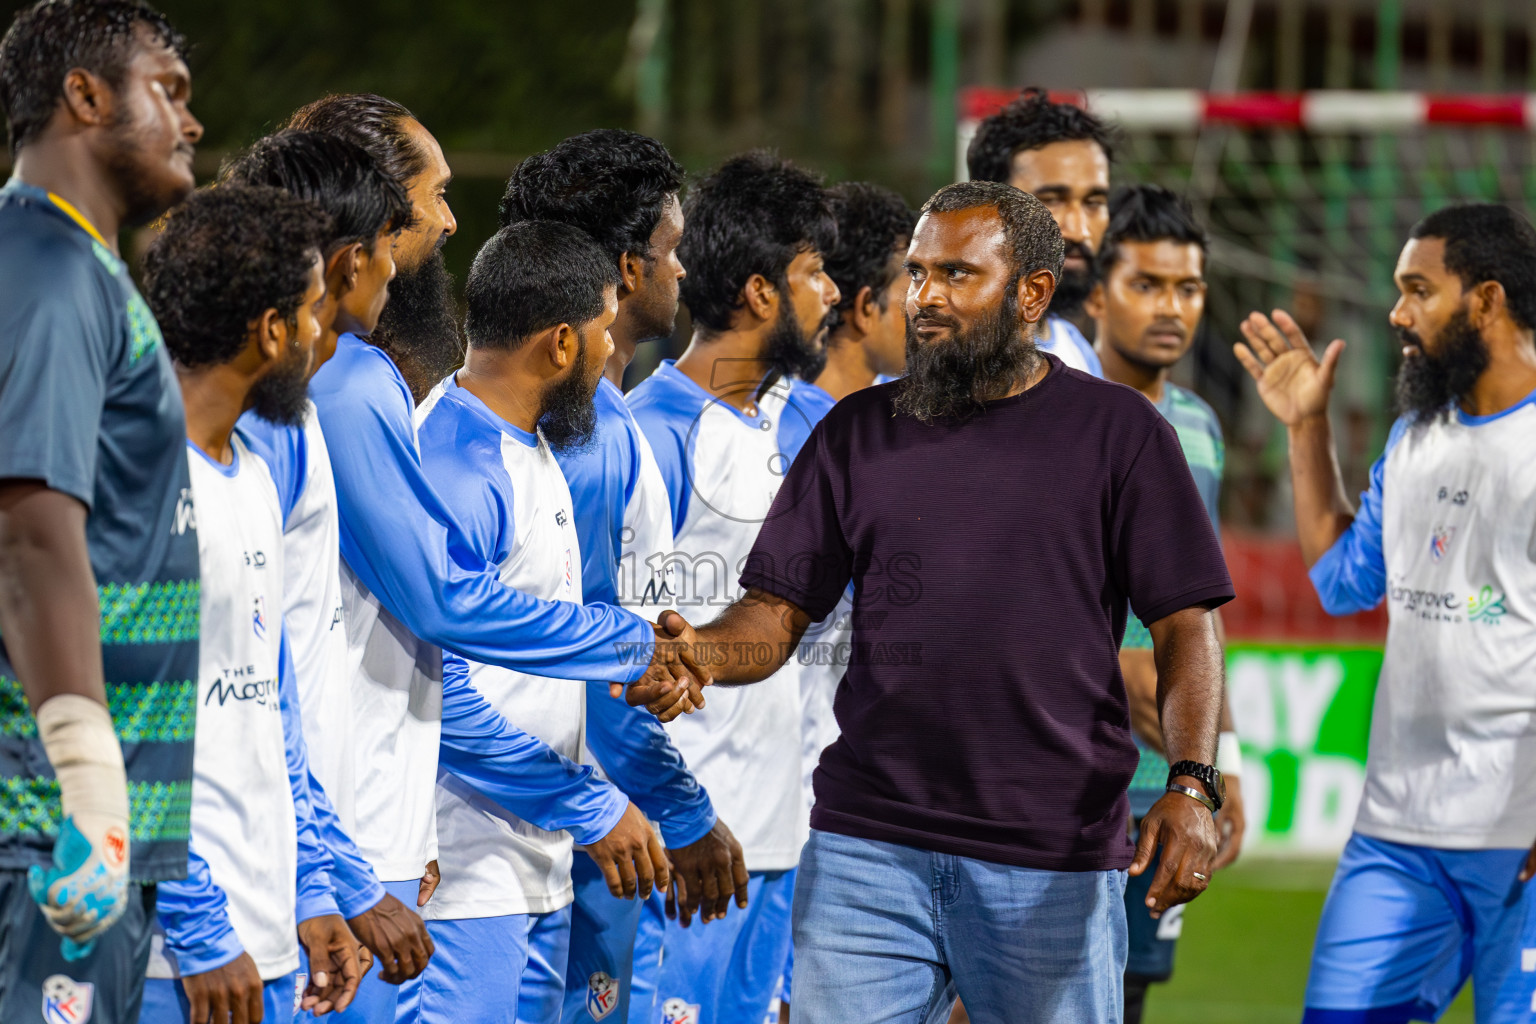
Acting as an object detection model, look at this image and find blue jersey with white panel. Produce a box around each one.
[1309,396,1536,851]
[554,376,715,849]
[305,332,653,882]
[782,380,850,821]
[627,361,814,871]
[415,374,628,918]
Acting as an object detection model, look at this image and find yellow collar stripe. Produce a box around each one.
[46,192,111,249]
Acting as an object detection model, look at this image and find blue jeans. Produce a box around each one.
[790,829,1128,1024]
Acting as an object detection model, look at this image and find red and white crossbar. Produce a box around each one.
[956,87,1536,179]
[962,87,1536,131]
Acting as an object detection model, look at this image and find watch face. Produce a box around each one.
[1215,772,1227,803]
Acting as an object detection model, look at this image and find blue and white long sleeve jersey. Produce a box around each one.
[152,438,301,981]
[627,361,811,870]
[239,403,384,918]
[1039,315,1102,377]
[1310,394,1536,849]
[782,380,850,819]
[416,375,628,918]
[240,402,355,832]
[555,376,716,849]
[307,332,652,882]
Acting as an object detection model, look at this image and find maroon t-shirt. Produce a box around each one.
[739,355,1234,871]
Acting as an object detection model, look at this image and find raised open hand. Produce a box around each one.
[1234,309,1345,427]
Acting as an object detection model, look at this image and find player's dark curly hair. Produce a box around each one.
[1411,203,1536,331]
[825,182,916,332]
[465,221,619,351]
[498,128,684,266]
[223,130,414,254]
[679,150,837,334]
[966,88,1117,184]
[285,93,428,186]
[0,0,186,155]
[920,180,1063,284]
[144,184,333,369]
[1096,184,1208,278]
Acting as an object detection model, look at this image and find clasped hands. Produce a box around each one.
[610,609,712,722]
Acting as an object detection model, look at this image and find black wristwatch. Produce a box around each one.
[1166,760,1225,814]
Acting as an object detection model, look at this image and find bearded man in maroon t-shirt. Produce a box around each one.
[638,180,1233,1023]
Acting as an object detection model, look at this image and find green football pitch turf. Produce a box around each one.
[1142,857,1477,1023]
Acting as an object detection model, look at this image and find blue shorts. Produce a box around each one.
[649,869,795,1024]
[628,884,665,1024]
[1304,833,1536,1023]
[142,970,300,1024]
[562,853,662,1024]
[303,878,419,1024]
[398,905,573,1024]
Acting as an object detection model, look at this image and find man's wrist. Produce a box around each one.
[1166,781,1216,814]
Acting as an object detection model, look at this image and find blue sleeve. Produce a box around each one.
[155,840,245,975]
[279,627,340,923]
[438,658,628,845]
[583,680,715,847]
[0,238,114,506]
[629,409,691,537]
[239,414,307,525]
[309,344,652,681]
[1308,418,1405,616]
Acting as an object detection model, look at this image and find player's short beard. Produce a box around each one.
[1395,309,1489,422]
[372,248,465,402]
[539,332,602,455]
[895,289,1040,423]
[763,299,828,381]
[247,339,312,428]
[1047,240,1095,317]
[103,96,195,227]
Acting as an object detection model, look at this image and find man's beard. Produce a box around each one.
[103,105,194,227]
[373,249,465,402]
[539,333,602,455]
[763,301,828,380]
[894,290,1040,423]
[1394,309,1489,422]
[1047,241,1095,317]
[247,341,312,427]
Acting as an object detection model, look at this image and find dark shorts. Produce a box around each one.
[0,870,156,1024]
[1123,844,1183,981]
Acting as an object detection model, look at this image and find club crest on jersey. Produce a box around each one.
[252,595,267,640]
[585,971,619,1020]
[564,549,573,591]
[660,998,700,1024]
[41,974,94,1024]
[1429,525,1456,562]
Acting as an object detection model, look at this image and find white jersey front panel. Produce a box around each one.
[417,402,589,919]
[629,367,807,870]
[176,439,298,979]
[338,405,442,882]
[282,402,355,831]
[1359,403,1536,848]
[618,426,680,620]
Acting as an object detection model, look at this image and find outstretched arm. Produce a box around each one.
[1234,310,1354,565]
[626,589,813,705]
